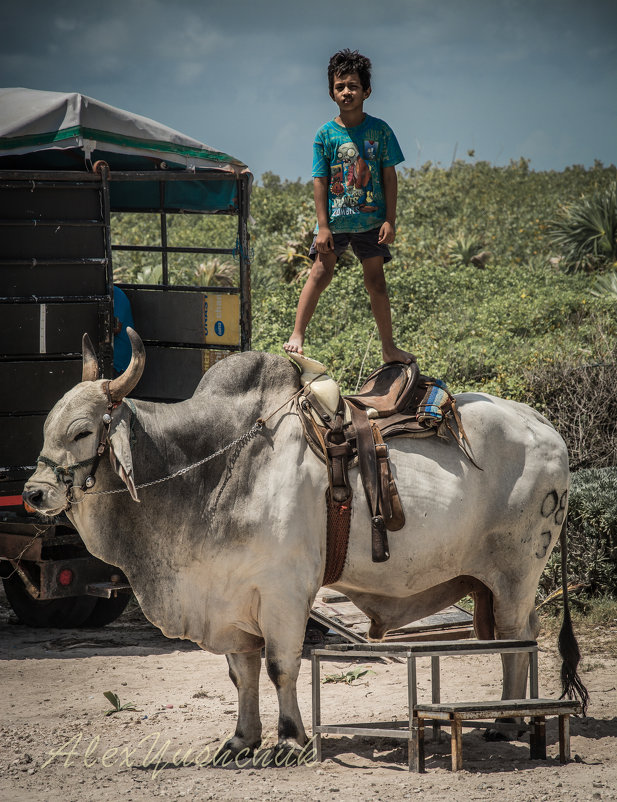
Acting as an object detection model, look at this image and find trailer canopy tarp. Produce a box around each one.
[0,88,250,212]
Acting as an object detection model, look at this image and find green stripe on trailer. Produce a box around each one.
[0,125,241,166]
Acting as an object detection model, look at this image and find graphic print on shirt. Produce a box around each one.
[330,139,380,219]
[312,116,404,233]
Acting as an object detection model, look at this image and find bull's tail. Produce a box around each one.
[558,518,589,715]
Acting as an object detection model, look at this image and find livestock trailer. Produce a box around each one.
[0,88,252,626]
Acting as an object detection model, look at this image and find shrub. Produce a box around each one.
[523,338,617,471]
[540,467,617,598]
[548,182,617,273]
[446,232,486,267]
[590,270,617,300]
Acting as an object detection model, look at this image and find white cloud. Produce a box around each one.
[175,61,206,85]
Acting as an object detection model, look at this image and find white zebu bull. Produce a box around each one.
[24,329,585,756]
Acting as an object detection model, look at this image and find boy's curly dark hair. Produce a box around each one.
[328,49,372,94]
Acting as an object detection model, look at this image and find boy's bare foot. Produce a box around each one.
[382,345,416,364]
[283,334,304,355]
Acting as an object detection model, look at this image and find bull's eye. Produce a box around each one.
[73,431,93,442]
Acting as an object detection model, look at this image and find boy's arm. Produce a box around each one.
[378,165,398,245]
[313,177,334,252]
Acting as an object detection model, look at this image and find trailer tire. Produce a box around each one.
[79,593,131,627]
[2,574,97,628]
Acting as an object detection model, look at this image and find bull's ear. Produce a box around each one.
[82,333,100,382]
[108,406,139,502]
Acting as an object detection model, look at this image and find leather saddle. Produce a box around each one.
[290,354,471,570]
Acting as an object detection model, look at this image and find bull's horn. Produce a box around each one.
[82,333,100,382]
[108,327,145,402]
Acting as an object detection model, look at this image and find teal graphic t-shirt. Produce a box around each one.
[312,114,404,233]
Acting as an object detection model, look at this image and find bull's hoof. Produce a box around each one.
[265,735,315,768]
[271,738,313,767]
[221,736,261,759]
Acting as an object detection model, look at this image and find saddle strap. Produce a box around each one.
[323,489,352,585]
[371,421,405,531]
[348,401,390,562]
[296,395,353,503]
[324,434,352,502]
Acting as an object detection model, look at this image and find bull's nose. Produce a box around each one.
[23,487,44,508]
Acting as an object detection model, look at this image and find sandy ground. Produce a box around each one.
[1,591,616,802]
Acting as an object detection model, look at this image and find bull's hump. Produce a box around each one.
[193,351,300,399]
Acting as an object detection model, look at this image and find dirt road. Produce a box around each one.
[1,592,616,801]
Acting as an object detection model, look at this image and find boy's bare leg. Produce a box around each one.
[283,251,337,354]
[362,256,416,364]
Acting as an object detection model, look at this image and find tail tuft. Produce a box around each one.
[558,520,590,716]
[558,605,589,714]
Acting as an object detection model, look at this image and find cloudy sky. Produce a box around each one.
[2,0,615,181]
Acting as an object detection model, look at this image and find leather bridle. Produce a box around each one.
[35,380,120,503]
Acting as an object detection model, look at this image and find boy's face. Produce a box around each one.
[330,71,370,113]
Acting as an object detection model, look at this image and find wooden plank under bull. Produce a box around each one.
[310,590,474,647]
[308,608,403,664]
[382,625,474,643]
[308,608,368,645]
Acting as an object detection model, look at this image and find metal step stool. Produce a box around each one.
[311,639,541,770]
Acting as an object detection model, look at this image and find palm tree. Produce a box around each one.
[590,270,617,301]
[446,233,486,267]
[193,258,237,287]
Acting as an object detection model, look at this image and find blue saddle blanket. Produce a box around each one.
[416,379,450,426]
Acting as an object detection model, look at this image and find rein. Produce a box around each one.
[73,420,265,502]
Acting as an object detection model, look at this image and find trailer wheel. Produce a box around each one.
[2,574,97,628]
[79,593,131,627]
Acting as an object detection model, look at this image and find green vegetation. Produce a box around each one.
[103,691,137,716]
[323,666,375,684]
[591,269,617,301]
[111,160,617,400]
[523,337,617,471]
[248,161,617,398]
[540,468,617,598]
[548,181,617,273]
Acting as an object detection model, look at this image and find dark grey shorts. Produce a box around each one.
[309,226,392,264]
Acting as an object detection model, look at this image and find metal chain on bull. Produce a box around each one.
[58,375,314,505]
[73,419,266,500]
[70,374,316,502]
[9,416,276,569]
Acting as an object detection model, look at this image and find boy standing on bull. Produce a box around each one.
[284,48,415,365]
